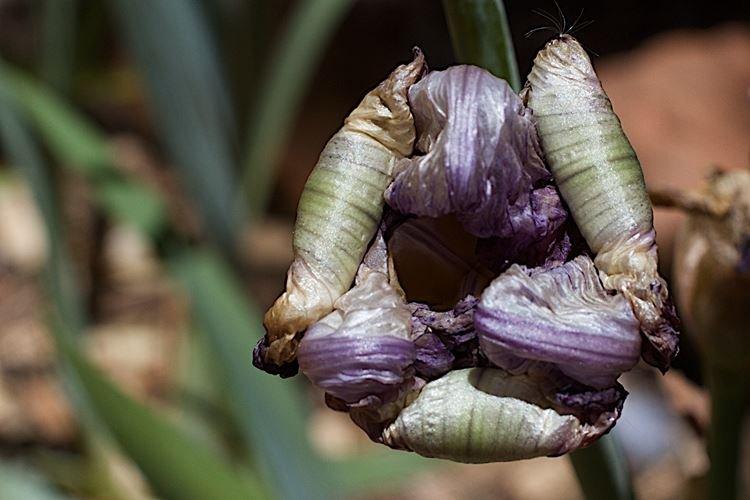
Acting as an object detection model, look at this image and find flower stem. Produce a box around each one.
[442,0,521,91]
[569,435,634,500]
[707,365,749,500]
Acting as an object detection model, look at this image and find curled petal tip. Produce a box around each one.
[345,48,427,157]
[261,257,339,366]
[595,231,681,371]
[252,337,299,378]
[638,298,681,372]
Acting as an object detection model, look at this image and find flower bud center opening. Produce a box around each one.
[388,214,490,310]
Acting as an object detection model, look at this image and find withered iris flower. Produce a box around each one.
[254,46,678,463]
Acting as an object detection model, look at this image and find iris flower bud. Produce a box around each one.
[256,44,679,464]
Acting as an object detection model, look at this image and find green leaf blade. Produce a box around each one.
[569,429,634,500]
[65,345,266,500]
[242,0,352,217]
[170,249,334,500]
[0,462,71,500]
[0,61,167,236]
[108,0,241,251]
[442,0,521,91]
[0,60,110,176]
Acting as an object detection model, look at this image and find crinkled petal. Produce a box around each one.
[409,295,483,379]
[476,194,584,273]
[410,295,477,333]
[260,51,426,369]
[475,256,641,388]
[298,236,415,404]
[413,333,454,379]
[595,230,680,370]
[385,65,566,245]
[299,319,415,403]
[381,368,623,463]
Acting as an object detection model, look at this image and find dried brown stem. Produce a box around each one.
[648,186,729,218]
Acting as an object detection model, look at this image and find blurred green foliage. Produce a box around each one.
[0,1,632,499]
[0,0,433,498]
[0,461,71,500]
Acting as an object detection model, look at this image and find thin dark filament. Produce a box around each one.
[583,44,600,57]
[524,25,559,38]
[569,19,595,35]
[531,8,563,33]
[528,3,595,43]
[569,8,586,32]
[553,0,567,33]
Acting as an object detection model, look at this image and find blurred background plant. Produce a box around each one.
[0,0,747,499]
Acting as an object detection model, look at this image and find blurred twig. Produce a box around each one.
[649,186,729,218]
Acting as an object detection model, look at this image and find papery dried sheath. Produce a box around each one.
[381,368,622,463]
[385,65,567,247]
[475,256,641,388]
[525,35,679,369]
[261,52,426,366]
[673,169,750,374]
[297,234,415,406]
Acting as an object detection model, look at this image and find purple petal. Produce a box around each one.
[413,333,454,379]
[475,256,641,388]
[385,65,566,249]
[554,382,627,426]
[411,295,477,333]
[298,246,416,404]
[299,328,415,403]
[409,296,484,378]
[476,192,586,273]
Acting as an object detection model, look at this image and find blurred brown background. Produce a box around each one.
[0,0,748,498]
